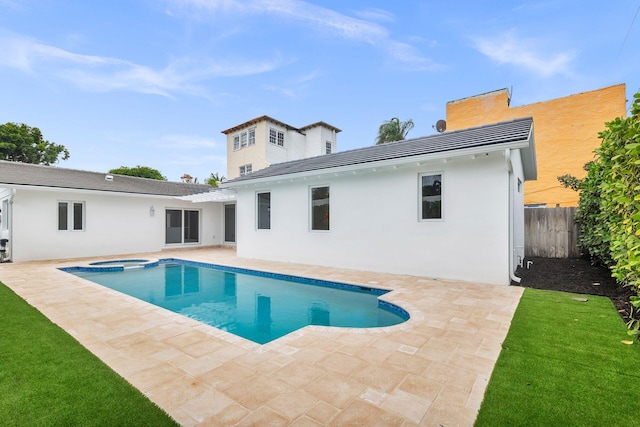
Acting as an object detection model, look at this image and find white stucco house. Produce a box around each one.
[0,162,232,262]
[0,117,535,285]
[221,118,536,286]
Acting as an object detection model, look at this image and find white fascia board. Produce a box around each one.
[2,184,180,199]
[176,189,238,203]
[225,138,531,189]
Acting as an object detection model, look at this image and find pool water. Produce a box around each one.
[63,260,408,344]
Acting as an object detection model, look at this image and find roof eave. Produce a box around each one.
[0,183,193,198]
[223,138,532,188]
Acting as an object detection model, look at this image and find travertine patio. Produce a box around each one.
[0,247,523,426]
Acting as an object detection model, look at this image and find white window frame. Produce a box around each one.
[310,185,330,231]
[239,164,253,176]
[256,191,271,230]
[269,128,285,147]
[248,128,256,146]
[233,135,240,150]
[58,201,85,231]
[325,141,332,154]
[240,131,248,148]
[419,172,443,221]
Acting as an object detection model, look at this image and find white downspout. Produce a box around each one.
[505,149,521,284]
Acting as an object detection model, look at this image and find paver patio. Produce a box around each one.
[0,247,523,426]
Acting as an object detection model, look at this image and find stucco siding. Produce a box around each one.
[9,189,222,262]
[235,154,512,285]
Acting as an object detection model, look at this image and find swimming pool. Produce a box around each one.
[61,259,408,344]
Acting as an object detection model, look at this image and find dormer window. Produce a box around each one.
[234,127,255,151]
[269,128,284,147]
[325,141,332,154]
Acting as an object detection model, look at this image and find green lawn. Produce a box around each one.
[475,288,640,426]
[0,282,178,427]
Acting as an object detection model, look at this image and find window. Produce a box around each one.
[325,141,332,154]
[58,201,85,231]
[239,164,253,176]
[1,199,8,230]
[311,186,330,231]
[257,192,271,230]
[269,128,284,146]
[420,173,442,220]
[165,209,200,244]
[234,128,255,150]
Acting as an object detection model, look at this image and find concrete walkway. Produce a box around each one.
[0,248,523,426]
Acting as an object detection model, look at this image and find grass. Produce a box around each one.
[0,282,178,427]
[475,288,640,426]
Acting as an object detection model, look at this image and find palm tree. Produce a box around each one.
[375,117,415,145]
[205,172,226,187]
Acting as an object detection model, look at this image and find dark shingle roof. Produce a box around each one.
[0,160,212,196]
[226,118,535,184]
[221,115,341,135]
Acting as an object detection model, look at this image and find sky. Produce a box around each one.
[1,0,639,182]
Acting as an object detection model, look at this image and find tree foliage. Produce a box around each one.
[109,166,166,181]
[596,92,640,289]
[205,172,225,187]
[375,117,414,145]
[565,92,640,338]
[0,122,70,165]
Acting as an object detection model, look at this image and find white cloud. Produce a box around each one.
[167,0,440,70]
[0,30,284,97]
[473,30,574,77]
[352,8,395,23]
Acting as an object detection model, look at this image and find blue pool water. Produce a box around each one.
[61,259,408,344]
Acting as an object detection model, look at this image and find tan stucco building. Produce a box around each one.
[222,116,341,180]
[446,84,627,206]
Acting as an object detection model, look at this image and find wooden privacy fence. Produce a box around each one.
[525,207,579,258]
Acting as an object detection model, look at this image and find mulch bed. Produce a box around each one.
[514,257,636,323]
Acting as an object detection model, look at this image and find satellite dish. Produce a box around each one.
[435,119,446,133]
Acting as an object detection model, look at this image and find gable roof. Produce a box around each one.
[224,117,536,186]
[0,160,212,197]
[221,115,341,135]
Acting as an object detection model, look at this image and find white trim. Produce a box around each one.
[57,200,86,232]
